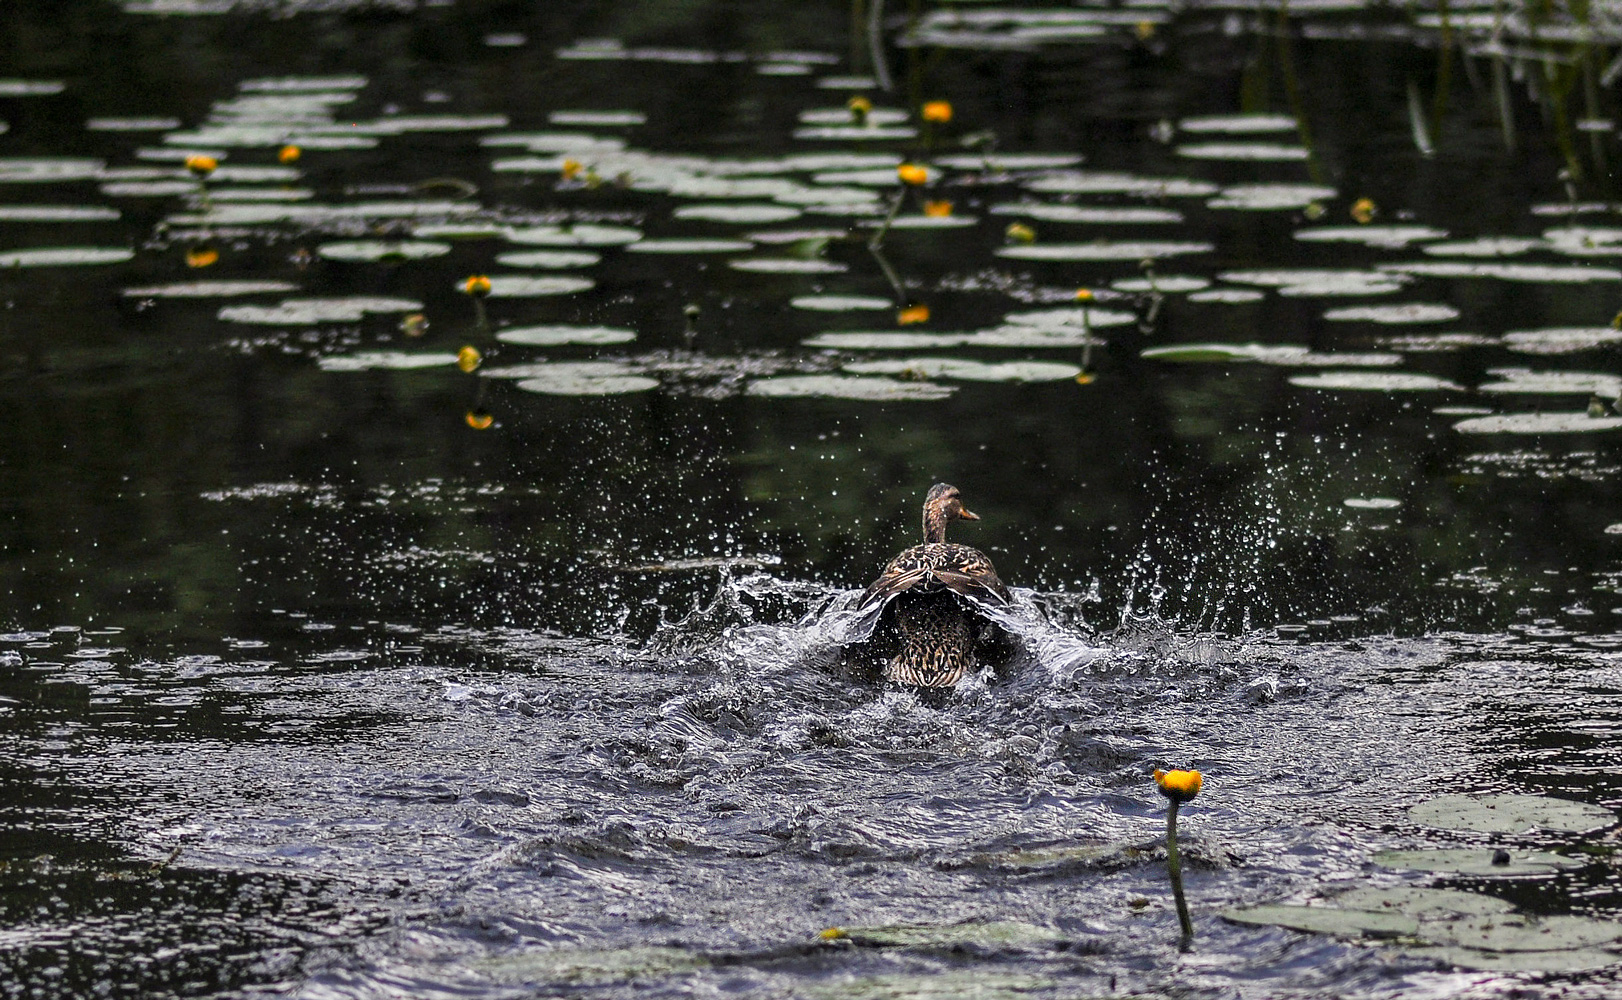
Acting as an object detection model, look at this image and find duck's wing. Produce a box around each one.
[859,543,1010,608]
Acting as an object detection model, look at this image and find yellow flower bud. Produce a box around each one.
[465,410,493,430]
[462,275,492,297]
[897,163,928,186]
[561,158,582,180]
[1153,768,1203,803]
[184,155,218,178]
[846,95,873,123]
[457,345,481,372]
[278,145,301,164]
[1351,197,1377,224]
[923,200,953,218]
[897,304,930,326]
[818,927,849,941]
[1075,288,1094,302]
[1005,222,1036,244]
[185,246,219,268]
[921,100,953,124]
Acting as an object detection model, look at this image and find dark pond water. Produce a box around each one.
[5,1,1622,997]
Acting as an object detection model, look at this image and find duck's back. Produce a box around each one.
[861,542,1009,608]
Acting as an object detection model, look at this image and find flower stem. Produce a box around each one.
[1167,800,1194,945]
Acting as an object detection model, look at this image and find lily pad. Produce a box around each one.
[1409,793,1615,834]
[844,920,1062,950]
[844,358,1081,382]
[746,375,954,401]
[1455,413,1622,434]
[1333,887,1513,918]
[1289,372,1463,391]
[804,332,975,350]
[0,79,64,96]
[494,250,602,269]
[800,971,1054,1000]
[626,239,753,254]
[1404,946,1622,973]
[479,945,703,985]
[1026,172,1218,197]
[673,203,802,224]
[1344,497,1403,510]
[990,203,1184,225]
[1380,261,1622,283]
[995,241,1213,262]
[317,351,459,372]
[1142,343,1401,367]
[793,125,917,141]
[1189,288,1265,303]
[1429,914,1622,952]
[1295,225,1448,248]
[1003,307,1136,329]
[798,107,910,126]
[495,325,636,346]
[1180,114,1297,133]
[0,205,119,222]
[1176,142,1310,161]
[1323,304,1460,324]
[875,215,979,230]
[0,246,133,267]
[1111,276,1210,293]
[1220,269,1406,297]
[506,224,642,246]
[219,297,421,324]
[123,280,299,297]
[1477,369,1622,395]
[513,362,659,396]
[1221,904,1419,939]
[1503,328,1622,354]
[1207,183,1337,210]
[1370,847,1581,875]
[548,110,646,126]
[790,295,892,311]
[1421,238,1541,257]
[481,276,595,297]
[0,157,97,182]
[316,240,451,262]
[86,117,182,131]
[728,258,847,274]
[932,154,1082,170]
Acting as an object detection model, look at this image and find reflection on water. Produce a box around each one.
[4,1,1622,997]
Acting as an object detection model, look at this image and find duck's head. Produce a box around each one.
[922,482,979,542]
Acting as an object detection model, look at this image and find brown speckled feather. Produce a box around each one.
[858,542,1009,609]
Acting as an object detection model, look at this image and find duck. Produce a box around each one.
[857,483,1011,687]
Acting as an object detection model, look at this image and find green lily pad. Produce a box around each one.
[512,362,659,396]
[790,295,892,311]
[1323,304,1460,324]
[0,205,120,222]
[933,153,1081,170]
[1295,225,1448,248]
[481,276,595,297]
[548,110,646,126]
[1026,172,1218,197]
[123,280,299,297]
[1289,372,1463,392]
[0,246,133,267]
[793,125,917,141]
[1207,183,1337,211]
[1344,497,1403,510]
[1142,343,1401,367]
[316,240,451,262]
[494,325,636,346]
[626,238,754,254]
[1221,904,1419,939]
[1420,238,1541,257]
[746,375,954,401]
[1180,113,1297,133]
[995,240,1213,262]
[1477,369,1622,395]
[1403,946,1622,973]
[1220,268,1405,296]
[1176,142,1309,161]
[1370,848,1581,875]
[219,296,421,324]
[804,331,973,350]
[1003,307,1137,329]
[991,203,1183,225]
[844,358,1081,382]
[800,971,1054,1000]
[1188,288,1266,303]
[1502,328,1622,354]
[494,250,601,269]
[1333,886,1515,918]
[1454,413,1622,435]
[1408,793,1615,835]
[728,257,847,274]
[673,203,802,224]
[1428,914,1622,952]
[0,158,103,182]
[317,351,459,372]
[1111,275,1209,293]
[505,224,642,246]
[1381,261,1622,283]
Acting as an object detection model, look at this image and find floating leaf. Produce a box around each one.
[123,280,298,297]
[1455,412,1622,434]
[494,250,602,269]
[1111,275,1209,293]
[746,375,954,400]
[1220,905,1419,939]
[219,296,421,324]
[804,332,975,350]
[0,79,65,96]
[1003,307,1136,328]
[875,215,980,230]
[0,246,133,267]
[1323,304,1460,324]
[1289,372,1463,391]
[316,240,451,262]
[932,153,1082,170]
[791,295,892,311]
[798,107,909,126]
[479,945,703,985]
[1026,172,1218,197]
[1333,887,1513,918]
[1221,268,1406,297]
[1207,183,1337,210]
[1180,114,1297,133]
[728,258,846,274]
[1142,343,1401,367]
[87,116,182,131]
[673,203,803,224]
[989,203,1183,224]
[1380,261,1622,283]
[626,238,754,254]
[1503,328,1622,354]
[843,921,1063,950]
[481,276,595,297]
[495,325,636,346]
[1429,914,1622,952]
[1189,288,1265,303]
[1421,238,1541,257]
[513,362,659,396]
[1176,142,1310,161]
[793,126,917,141]
[548,110,646,126]
[1295,225,1448,248]
[844,358,1081,382]
[1371,848,1581,875]
[317,351,458,372]
[1409,793,1616,834]
[995,240,1213,262]
[505,224,642,246]
[0,205,119,222]
[1404,946,1622,973]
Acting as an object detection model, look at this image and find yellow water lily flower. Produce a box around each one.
[897,304,930,326]
[897,163,928,186]
[561,158,582,180]
[1005,222,1036,244]
[1154,768,1203,803]
[278,145,301,164]
[846,95,873,123]
[818,927,849,941]
[923,200,953,218]
[921,100,953,124]
[184,154,218,178]
[465,410,493,430]
[185,246,219,268]
[1075,288,1094,302]
[462,275,492,297]
[457,345,482,372]
[1351,197,1377,224]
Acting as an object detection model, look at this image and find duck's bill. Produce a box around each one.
[959,508,981,520]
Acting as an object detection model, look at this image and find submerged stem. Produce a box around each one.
[1167,801,1194,945]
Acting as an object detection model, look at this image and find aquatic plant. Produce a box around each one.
[1154,768,1203,944]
